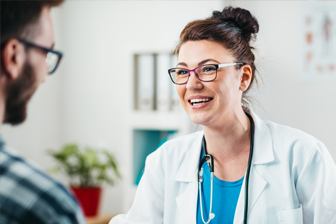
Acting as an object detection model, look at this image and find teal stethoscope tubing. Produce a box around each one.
[198,113,255,224]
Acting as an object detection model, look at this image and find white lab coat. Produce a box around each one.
[110,110,336,224]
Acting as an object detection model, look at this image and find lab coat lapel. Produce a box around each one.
[249,110,274,165]
[175,181,199,224]
[234,110,274,224]
[175,132,203,224]
[234,167,268,224]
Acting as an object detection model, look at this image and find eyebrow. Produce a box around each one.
[177,58,221,67]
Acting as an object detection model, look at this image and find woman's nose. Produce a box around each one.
[186,71,203,90]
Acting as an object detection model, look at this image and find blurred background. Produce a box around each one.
[2,0,336,221]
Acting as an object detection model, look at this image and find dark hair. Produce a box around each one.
[174,6,259,106]
[1,0,64,44]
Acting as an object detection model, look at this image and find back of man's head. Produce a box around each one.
[1,0,64,43]
[0,0,64,126]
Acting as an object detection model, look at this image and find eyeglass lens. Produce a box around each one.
[170,64,217,84]
[46,52,59,74]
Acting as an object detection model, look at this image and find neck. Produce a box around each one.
[202,106,251,161]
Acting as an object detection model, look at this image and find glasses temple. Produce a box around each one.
[218,63,244,68]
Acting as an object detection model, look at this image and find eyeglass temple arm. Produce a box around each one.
[218,63,244,68]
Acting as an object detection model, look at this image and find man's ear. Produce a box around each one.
[239,65,252,92]
[1,39,26,80]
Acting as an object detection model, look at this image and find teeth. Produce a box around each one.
[190,98,211,103]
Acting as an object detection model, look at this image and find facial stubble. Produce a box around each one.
[4,59,37,125]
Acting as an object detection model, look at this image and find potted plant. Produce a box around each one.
[48,143,121,217]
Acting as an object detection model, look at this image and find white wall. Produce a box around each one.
[2,0,336,216]
[1,1,225,215]
[230,1,336,160]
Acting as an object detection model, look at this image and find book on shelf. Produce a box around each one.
[156,54,171,111]
[170,54,180,111]
[137,54,154,111]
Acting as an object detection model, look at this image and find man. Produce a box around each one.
[0,1,85,223]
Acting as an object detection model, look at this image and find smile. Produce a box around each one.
[189,98,213,106]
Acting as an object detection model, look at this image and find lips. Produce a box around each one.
[187,95,214,108]
[189,98,213,106]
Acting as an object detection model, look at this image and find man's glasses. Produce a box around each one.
[168,63,243,85]
[1,39,63,75]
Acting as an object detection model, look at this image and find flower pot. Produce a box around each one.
[70,186,102,217]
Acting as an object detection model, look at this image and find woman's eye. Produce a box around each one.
[203,66,215,72]
[177,70,188,75]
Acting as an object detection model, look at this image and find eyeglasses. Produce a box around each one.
[1,39,63,75]
[17,39,63,75]
[168,63,243,85]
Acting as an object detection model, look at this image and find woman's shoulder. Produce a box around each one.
[250,109,325,157]
[266,120,317,143]
[264,119,327,158]
[250,109,319,152]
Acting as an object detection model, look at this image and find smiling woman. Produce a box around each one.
[174,40,252,128]
[110,6,336,224]
[174,6,258,108]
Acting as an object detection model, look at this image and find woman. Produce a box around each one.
[111,6,336,224]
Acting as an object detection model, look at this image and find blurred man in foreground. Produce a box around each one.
[0,1,85,223]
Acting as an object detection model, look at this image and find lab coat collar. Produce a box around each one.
[235,108,275,224]
[233,165,268,224]
[174,131,203,182]
[174,109,274,224]
[248,109,274,165]
[174,109,274,182]
[174,132,202,223]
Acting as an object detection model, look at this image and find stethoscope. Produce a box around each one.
[198,113,255,224]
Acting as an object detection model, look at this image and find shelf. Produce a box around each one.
[132,129,176,185]
[120,50,192,212]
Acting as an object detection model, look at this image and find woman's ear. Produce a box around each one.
[239,65,252,92]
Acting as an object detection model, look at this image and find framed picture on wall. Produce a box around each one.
[301,2,336,79]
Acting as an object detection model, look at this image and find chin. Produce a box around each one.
[189,113,212,125]
[4,102,29,125]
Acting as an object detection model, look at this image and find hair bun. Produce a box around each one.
[212,6,259,42]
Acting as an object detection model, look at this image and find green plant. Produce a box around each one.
[48,144,121,187]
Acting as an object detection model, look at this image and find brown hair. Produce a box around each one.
[174,6,259,106]
[1,0,65,44]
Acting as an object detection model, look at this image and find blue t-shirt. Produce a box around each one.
[197,149,244,224]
